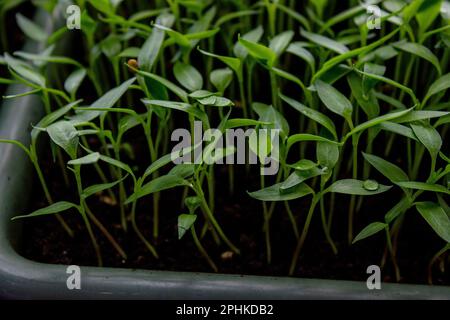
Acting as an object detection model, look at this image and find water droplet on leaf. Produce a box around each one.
[363,179,379,191]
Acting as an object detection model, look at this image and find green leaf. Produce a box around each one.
[396,181,450,194]
[315,79,353,121]
[173,62,203,92]
[47,121,79,158]
[280,93,337,139]
[224,118,270,129]
[16,13,47,42]
[248,182,314,201]
[31,100,82,142]
[99,154,134,179]
[118,47,141,58]
[233,25,264,60]
[198,48,242,79]
[135,69,188,102]
[393,42,442,75]
[301,29,349,55]
[343,108,413,142]
[287,42,315,73]
[394,111,449,123]
[416,0,443,34]
[347,72,379,119]
[385,197,413,224]
[69,78,136,124]
[416,202,450,243]
[68,152,100,166]
[423,73,450,105]
[4,54,46,87]
[317,140,339,170]
[64,68,87,97]
[139,13,174,72]
[326,179,392,195]
[178,214,197,239]
[269,30,294,57]
[362,153,409,183]
[237,37,277,68]
[126,174,191,204]
[379,122,418,141]
[82,175,128,199]
[210,68,233,93]
[352,222,387,244]
[142,100,208,124]
[287,134,340,151]
[14,50,83,68]
[12,201,79,220]
[280,167,326,192]
[411,122,442,159]
[252,102,289,138]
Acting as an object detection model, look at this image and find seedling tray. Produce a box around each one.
[0,8,449,300]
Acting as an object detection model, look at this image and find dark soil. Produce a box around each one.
[20,140,449,286]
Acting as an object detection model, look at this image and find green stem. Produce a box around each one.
[289,195,319,276]
[194,182,240,254]
[385,226,401,282]
[191,225,218,272]
[428,245,449,285]
[131,199,159,258]
[74,166,102,267]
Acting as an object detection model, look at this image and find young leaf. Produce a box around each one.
[139,13,174,72]
[423,73,450,106]
[142,100,208,124]
[4,53,46,87]
[31,100,82,142]
[317,140,339,170]
[178,214,197,239]
[411,122,442,159]
[352,222,387,244]
[287,42,316,73]
[301,29,349,55]
[280,167,326,192]
[396,182,450,194]
[280,93,337,139]
[233,25,264,60]
[82,175,129,199]
[393,42,442,75]
[16,13,47,42]
[210,68,233,93]
[248,182,314,201]
[12,202,79,220]
[126,174,191,204]
[69,78,136,124]
[237,37,277,68]
[416,202,450,243]
[362,153,409,183]
[47,121,79,159]
[68,152,101,166]
[269,30,294,57]
[326,179,392,195]
[347,72,380,119]
[64,68,87,97]
[315,79,353,121]
[197,48,241,78]
[173,62,203,92]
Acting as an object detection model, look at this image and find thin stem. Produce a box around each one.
[385,226,401,282]
[289,195,319,276]
[131,199,159,258]
[191,225,218,272]
[428,245,449,285]
[194,182,240,254]
[85,204,127,260]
